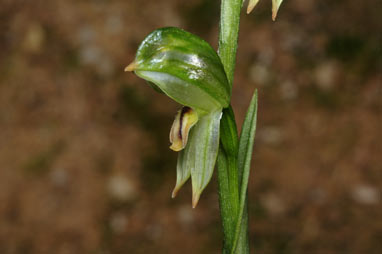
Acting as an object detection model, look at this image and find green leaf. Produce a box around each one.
[237,90,258,189]
[127,27,231,115]
[232,90,258,253]
[235,202,249,254]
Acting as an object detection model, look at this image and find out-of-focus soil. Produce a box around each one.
[0,0,381,253]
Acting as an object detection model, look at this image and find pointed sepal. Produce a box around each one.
[171,138,194,198]
[247,0,260,14]
[272,0,284,21]
[190,110,222,207]
[245,0,284,21]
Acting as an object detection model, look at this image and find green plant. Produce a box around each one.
[126,0,284,253]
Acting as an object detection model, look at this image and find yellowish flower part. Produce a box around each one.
[169,107,198,152]
[247,0,260,14]
[124,61,137,72]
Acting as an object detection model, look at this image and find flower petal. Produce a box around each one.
[190,110,222,207]
[171,110,222,206]
[169,107,198,152]
[247,0,260,14]
[272,0,284,21]
[128,27,231,114]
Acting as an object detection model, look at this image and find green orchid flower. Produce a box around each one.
[125,27,231,207]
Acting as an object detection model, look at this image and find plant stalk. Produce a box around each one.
[218,0,243,86]
[217,0,249,253]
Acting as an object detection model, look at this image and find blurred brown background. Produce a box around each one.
[0,0,381,253]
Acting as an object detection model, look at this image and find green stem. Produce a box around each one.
[218,0,243,86]
[217,106,240,253]
[217,0,249,253]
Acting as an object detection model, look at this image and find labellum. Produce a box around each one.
[169,107,198,152]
